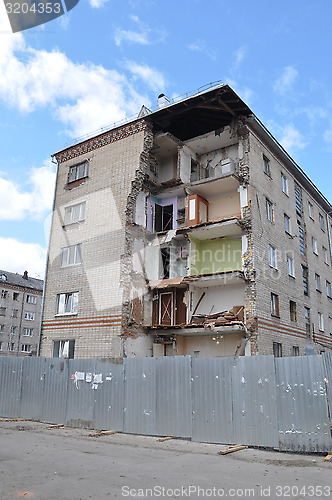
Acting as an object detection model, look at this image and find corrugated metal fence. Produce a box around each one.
[0,354,331,453]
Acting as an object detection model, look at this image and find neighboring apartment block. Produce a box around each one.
[0,270,43,356]
[39,84,332,359]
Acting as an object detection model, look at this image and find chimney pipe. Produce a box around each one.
[158,93,170,109]
[23,271,28,280]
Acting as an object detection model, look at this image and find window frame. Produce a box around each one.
[64,202,86,226]
[26,294,37,304]
[271,292,280,317]
[315,273,321,292]
[263,156,271,177]
[287,254,295,277]
[23,328,33,337]
[273,341,282,357]
[289,300,297,322]
[281,173,289,195]
[68,161,89,184]
[56,292,79,316]
[21,344,32,353]
[312,236,318,255]
[284,213,291,234]
[318,311,324,331]
[308,202,314,219]
[302,265,309,295]
[61,244,82,267]
[319,213,325,231]
[266,198,274,223]
[326,280,331,298]
[268,245,277,268]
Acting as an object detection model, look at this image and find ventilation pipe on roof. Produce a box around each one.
[23,270,28,280]
[158,93,170,109]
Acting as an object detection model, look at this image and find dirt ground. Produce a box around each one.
[0,420,331,499]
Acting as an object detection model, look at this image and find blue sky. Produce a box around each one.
[1,0,332,278]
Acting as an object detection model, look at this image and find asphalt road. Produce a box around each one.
[0,420,331,499]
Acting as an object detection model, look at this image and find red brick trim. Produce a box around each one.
[55,120,147,164]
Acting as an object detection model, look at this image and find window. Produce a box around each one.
[10,326,17,334]
[23,328,33,337]
[318,312,324,331]
[319,214,325,231]
[315,273,321,292]
[287,254,295,277]
[8,342,14,352]
[266,199,274,222]
[268,245,277,268]
[0,307,6,316]
[0,342,2,351]
[290,301,297,322]
[0,324,4,332]
[323,246,329,265]
[329,316,332,335]
[190,159,199,182]
[302,266,309,295]
[187,194,208,227]
[53,339,75,359]
[68,161,89,183]
[263,156,271,176]
[294,182,303,218]
[312,237,318,255]
[281,173,288,195]
[13,292,19,301]
[61,244,82,267]
[298,226,306,255]
[284,214,291,234]
[1,290,8,299]
[308,202,314,219]
[64,202,86,225]
[326,280,331,298]
[0,274,7,281]
[21,344,31,353]
[271,293,279,317]
[155,204,174,232]
[304,307,311,337]
[273,342,282,357]
[292,346,299,356]
[24,311,35,321]
[56,292,79,315]
[160,248,170,279]
[12,309,18,318]
[26,295,37,304]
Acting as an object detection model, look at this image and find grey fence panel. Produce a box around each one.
[124,357,157,435]
[231,356,279,448]
[275,356,332,453]
[156,356,192,438]
[20,357,47,421]
[93,359,124,431]
[41,358,69,425]
[322,352,332,422]
[192,358,234,444]
[65,359,96,429]
[0,357,22,418]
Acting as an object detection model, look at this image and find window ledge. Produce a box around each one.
[55,313,78,317]
[316,289,322,293]
[288,274,295,279]
[271,314,280,319]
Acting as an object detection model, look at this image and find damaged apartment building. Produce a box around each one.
[39,84,332,359]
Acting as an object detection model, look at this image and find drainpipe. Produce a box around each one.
[16,289,26,357]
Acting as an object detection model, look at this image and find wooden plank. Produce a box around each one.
[0,418,27,422]
[218,445,247,455]
[89,430,119,437]
[324,453,332,462]
[157,436,176,442]
[48,424,64,429]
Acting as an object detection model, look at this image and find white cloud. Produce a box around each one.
[231,47,246,71]
[267,121,308,153]
[323,124,332,144]
[0,8,164,138]
[0,161,56,221]
[89,0,110,8]
[273,66,298,95]
[114,17,166,47]
[125,61,166,93]
[188,39,216,61]
[114,28,150,46]
[0,238,46,278]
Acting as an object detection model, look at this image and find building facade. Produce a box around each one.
[39,84,332,359]
[0,270,43,356]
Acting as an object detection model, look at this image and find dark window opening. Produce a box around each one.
[190,159,199,182]
[273,342,282,357]
[290,300,297,322]
[292,346,299,356]
[302,266,309,295]
[304,307,311,338]
[68,162,89,184]
[155,204,173,232]
[299,225,306,256]
[53,340,75,359]
[160,248,170,279]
